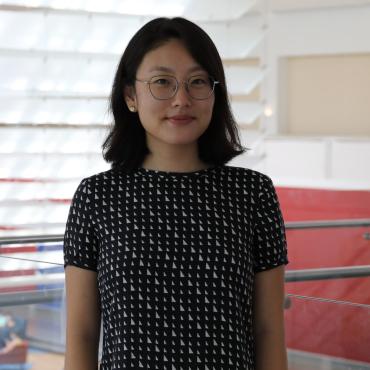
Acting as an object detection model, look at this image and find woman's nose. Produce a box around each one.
[171,82,192,106]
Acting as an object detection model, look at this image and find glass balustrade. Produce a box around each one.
[285,220,370,369]
[285,294,370,370]
[0,248,65,370]
[0,219,369,370]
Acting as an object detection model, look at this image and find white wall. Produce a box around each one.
[234,4,370,190]
[261,4,370,134]
[231,133,370,190]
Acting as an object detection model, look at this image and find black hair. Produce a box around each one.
[102,17,248,172]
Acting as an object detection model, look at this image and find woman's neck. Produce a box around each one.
[140,157,210,173]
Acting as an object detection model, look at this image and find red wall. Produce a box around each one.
[276,187,370,363]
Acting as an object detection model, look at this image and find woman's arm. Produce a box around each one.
[64,265,101,370]
[253,265,288,370]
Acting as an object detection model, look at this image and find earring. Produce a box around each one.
[129,106,137,112]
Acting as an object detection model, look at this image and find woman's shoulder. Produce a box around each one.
[222,166,277,199]
[223,165,272,183]
[71,168,122,200]
[80,167,121,185]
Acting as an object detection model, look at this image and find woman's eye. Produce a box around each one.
[152,78,171,85]
[191,78,208,85]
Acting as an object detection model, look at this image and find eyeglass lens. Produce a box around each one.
[149,75,215,100]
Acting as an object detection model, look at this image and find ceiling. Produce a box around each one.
[249,0,370,13]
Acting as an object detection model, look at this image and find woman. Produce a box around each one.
[63,17,289,370]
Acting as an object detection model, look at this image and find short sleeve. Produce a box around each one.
[252,175,289,273]
[63,178,99,271]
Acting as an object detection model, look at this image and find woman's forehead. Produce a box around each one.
[138,39,206,74]
[148,65,206,74]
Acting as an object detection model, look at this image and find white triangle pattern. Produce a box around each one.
[63,165,288,369]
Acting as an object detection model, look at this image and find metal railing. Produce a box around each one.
[285,218,370,229]
[285,265,370,282]
[2,265,370,307]
[1,218,369,246]
[0,218,369,307]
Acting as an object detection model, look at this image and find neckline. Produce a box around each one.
[135,164,220,178]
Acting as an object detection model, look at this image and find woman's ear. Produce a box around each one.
[124,85,137,112]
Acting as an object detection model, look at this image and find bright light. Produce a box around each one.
[74,82,98,93]
[0,0,187,15]
[117,0,186,16]
[51,0,71,10]
[264,105,273,117]
[34,111,50,123]
[39,80,55,91]
[81,38,106,52]
[154,3,186,16]
[85,0,112,12]
[48,36,66,49]
[27,0,43,7]
[55,82,67,91]
[66,111,94,124]
[11,79,28,91]
[5,111,22,123]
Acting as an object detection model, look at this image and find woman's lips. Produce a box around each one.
[167,115,195,125]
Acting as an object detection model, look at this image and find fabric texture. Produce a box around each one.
[63,164,289,369]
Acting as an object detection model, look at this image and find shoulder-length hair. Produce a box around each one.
[102,17,247,172]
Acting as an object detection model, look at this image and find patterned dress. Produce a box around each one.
[63,164,289,370]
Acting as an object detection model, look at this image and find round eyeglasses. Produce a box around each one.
[135,75,220,100]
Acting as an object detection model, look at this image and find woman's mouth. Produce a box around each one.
[167,115,195,125]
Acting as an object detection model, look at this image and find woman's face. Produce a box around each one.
[125,39,215,147]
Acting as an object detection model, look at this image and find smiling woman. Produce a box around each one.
[102,17,246,173]
[123,38,217,164]
[63,17,289,370]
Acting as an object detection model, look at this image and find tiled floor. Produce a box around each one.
[27,351,64,370]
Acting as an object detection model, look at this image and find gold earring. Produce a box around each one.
[129,106,137,112]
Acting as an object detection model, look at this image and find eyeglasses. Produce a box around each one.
[135,74,220,100]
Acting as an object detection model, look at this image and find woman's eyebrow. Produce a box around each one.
[149,65,205,73]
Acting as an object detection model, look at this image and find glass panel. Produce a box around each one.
[0,242,105,369]
[285,225,370,305]
[2,238,370,369]
[0,249,66,369]
[285,221,370,369]
[285,294,370,370]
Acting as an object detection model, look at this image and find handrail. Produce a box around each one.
[0,218,369,245]
[0,273,65,288]
[1,265,370,307]
[0,218,369,308]
[285,265,370,282]
[0,234,62,245]
[285,218,370,229]
[0,265,369,307]
[0,288,63,307]
[0,265,368,290]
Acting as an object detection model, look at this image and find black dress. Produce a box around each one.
[63,164,289,370]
